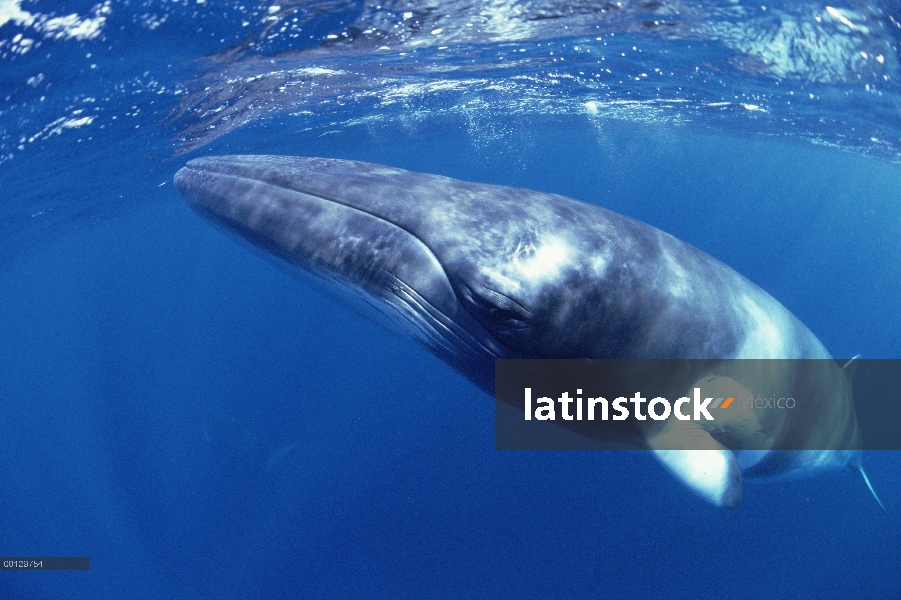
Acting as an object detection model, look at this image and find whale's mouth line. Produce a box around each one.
[180,159,434,259]
[180,158,463,285]
[177,159,506,381]
[180,158,458,291]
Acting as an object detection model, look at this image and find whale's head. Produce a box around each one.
[175,155,619,390]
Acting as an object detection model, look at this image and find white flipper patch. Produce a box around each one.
[649,422,743,508]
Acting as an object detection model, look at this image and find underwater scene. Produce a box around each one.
[1,0,900,597]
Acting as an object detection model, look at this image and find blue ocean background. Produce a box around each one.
[1,0,900,597]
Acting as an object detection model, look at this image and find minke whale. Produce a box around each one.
[174,155,881,509]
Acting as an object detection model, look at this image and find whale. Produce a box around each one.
[174,155,877,509]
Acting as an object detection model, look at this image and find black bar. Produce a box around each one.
[0,557,90,570]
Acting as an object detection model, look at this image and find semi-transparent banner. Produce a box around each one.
[495,359,901,450]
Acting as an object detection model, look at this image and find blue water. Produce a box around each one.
[2,1,901,597]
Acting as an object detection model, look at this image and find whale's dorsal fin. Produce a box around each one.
[841,356,884,512]
[842,354,863,379]
[853,460,888,514]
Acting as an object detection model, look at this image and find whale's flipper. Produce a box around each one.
[649,423,742,508]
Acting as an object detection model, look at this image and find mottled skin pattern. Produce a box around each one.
[175,155,860,507]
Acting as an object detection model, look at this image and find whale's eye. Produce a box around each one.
[460,282,531,331]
